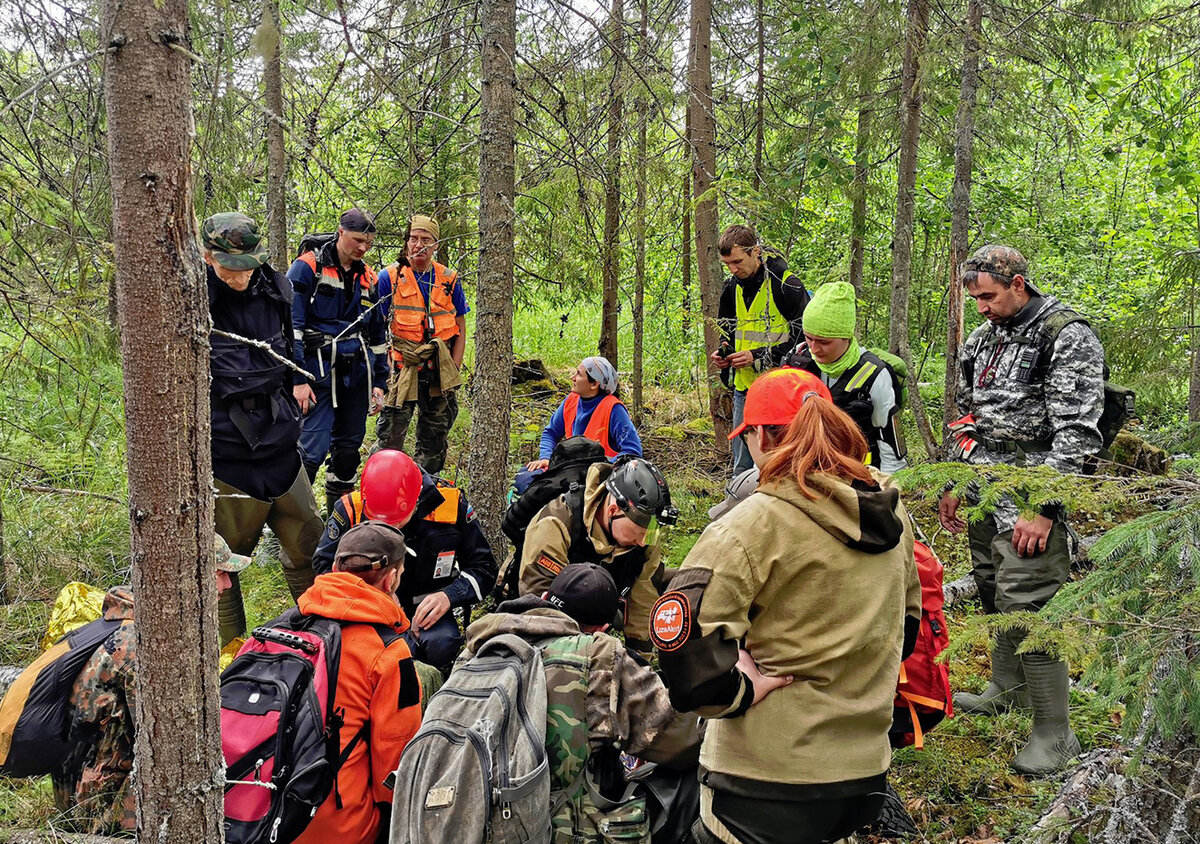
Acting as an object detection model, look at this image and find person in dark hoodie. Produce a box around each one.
[711,224,810,475]
[465,564,701,842]
[312,449,496,673]
[652,368,921,844]
[293,521,423,844]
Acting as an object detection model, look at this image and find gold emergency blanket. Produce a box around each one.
[40,582,106,651]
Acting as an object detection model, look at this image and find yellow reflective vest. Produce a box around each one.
[733,276,792,391]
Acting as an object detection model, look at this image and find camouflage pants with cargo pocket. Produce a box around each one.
[376,371,459,475]
[967,514,1071,615]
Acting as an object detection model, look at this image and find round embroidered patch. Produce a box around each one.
[650,593,689,652]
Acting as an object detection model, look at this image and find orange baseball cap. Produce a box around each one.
[728,368,833,440]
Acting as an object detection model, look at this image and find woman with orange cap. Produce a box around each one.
[651,369,922,844]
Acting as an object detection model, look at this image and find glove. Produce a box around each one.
[948,414,978,461]
[843,399,874,435]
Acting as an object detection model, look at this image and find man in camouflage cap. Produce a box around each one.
[938,243,1104,774]
[51,536,246,833]
[203,211,323,645]
[456,564,701,841]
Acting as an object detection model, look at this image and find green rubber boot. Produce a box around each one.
[954,629,1028,715]
[1011,652,1080,775]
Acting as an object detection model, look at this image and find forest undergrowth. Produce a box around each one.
[1,311,1196,841]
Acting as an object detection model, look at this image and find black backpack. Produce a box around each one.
[963,307,1135,450]
[0,615,129,777]
[493,437,608,602]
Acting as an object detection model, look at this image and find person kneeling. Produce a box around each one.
[293,521,423,844]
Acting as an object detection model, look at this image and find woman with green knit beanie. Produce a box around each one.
[788,281,909,473]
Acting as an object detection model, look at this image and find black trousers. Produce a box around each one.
[693,785,885,844]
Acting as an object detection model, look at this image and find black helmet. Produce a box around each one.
[604,457,679,528]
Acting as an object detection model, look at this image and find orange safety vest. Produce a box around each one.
[387,263,460,365]
[562,393,622,459]
[341,484,461,528]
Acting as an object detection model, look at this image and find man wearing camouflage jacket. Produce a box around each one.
[938,244,1104,775]
[462,565,701,842]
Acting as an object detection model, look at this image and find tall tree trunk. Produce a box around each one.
[848,0,880,318]
[262,0,288,268]
[103,0,222,837]
[689,0,728,447]
[1190,273,1200,424]
[752,0,764,194]
[681,143,693,336]
[470,0,516,551]
[945,0,983,436]
[888,0,938,458]
[598,0,625,365]
[631,0,648,423]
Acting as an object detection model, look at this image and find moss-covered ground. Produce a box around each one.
[0,353,1140,840]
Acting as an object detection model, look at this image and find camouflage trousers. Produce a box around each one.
[376,374,459,474]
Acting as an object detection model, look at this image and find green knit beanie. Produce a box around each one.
[803,282,857,339]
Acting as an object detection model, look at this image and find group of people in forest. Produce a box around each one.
[12,208,1109,844]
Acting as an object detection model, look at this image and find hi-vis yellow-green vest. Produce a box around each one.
[733,276,791,391]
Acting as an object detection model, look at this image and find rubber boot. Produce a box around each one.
[1011,652,1080,775]
[954,628,1028,715]
[218,573,247,647]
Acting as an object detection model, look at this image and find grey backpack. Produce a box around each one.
[390,633,551,844]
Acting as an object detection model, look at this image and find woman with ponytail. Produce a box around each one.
[650,369,922,844]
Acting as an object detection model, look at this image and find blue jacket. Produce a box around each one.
[286,239,389,387]
[538,393,643,461]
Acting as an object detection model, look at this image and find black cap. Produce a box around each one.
[339,208,377,233]
[546,564,618,627]
[334,521,409,571]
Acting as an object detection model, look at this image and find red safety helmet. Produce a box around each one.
[360,450,422,526]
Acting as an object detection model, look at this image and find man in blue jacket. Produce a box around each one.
[288,208,390,511]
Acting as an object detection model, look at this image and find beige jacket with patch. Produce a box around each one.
[518,463,664,647]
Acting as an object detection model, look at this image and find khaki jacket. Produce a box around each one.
[519,464,663,645]
[654,470,920,793]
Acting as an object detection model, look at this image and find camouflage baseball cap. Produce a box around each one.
[214,534,252,573]
[962,244,1034,283]
[201,212,268,270]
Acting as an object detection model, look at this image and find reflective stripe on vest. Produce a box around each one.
[298,252,375,295]
[733,274,790,391]
[844,361,879,393]
[388,263,460,361]
[562,393,621,459]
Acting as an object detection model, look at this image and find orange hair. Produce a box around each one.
[758,396,874,499]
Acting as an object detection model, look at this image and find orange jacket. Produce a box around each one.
[293,572,422,844]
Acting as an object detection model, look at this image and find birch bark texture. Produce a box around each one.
[102,0,223,837]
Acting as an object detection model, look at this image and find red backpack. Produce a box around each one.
[220,609,363,844]
[890,539,953,749]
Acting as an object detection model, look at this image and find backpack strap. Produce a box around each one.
[564,483,594,566]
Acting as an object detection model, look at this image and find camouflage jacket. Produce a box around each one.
[956,294,1104,530]
[51,586,137,835]
[463,598,701,843]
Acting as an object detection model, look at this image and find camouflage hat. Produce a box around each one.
[201,212,268,270]
[214,534,253,573]
[962,244,1042,293]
